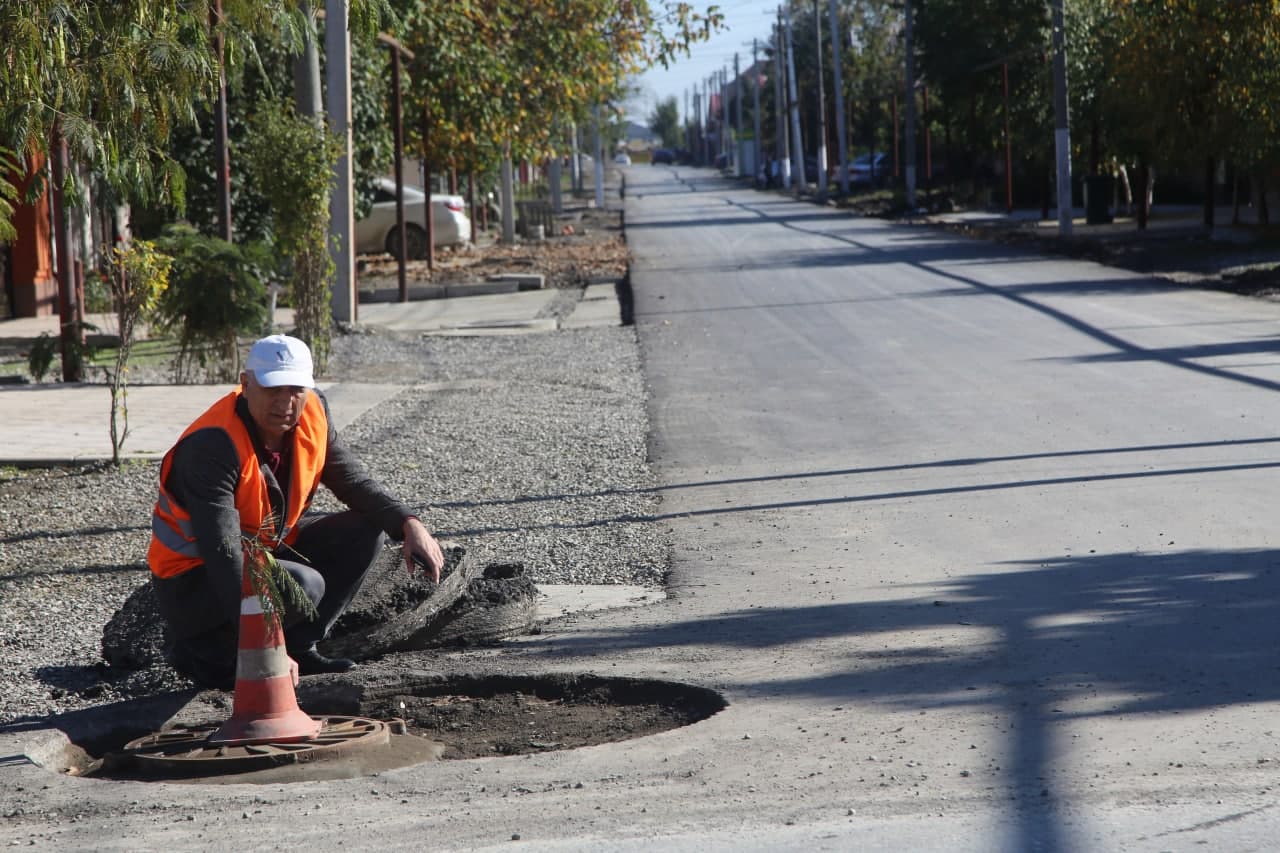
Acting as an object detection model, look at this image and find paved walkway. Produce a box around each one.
[0,284,622,465]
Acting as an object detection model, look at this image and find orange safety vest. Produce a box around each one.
[147,388,328,579]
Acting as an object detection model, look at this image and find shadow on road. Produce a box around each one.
[529,546,1280,852]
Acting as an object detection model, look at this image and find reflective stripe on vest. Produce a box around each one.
[146,388,328,579]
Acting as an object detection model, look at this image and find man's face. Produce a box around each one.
[240,372,309,445]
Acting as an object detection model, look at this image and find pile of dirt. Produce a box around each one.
[321,545,538,658]
[102,543,539,674]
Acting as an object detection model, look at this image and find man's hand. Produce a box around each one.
[403,516,444,582]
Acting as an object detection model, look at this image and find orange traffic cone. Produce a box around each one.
[208,565,321,746]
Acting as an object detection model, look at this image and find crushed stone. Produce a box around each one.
[0,324,667,724]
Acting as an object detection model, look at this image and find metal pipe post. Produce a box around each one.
[390,45,407,301]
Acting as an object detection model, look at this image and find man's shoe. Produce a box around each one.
[291,646,356,675]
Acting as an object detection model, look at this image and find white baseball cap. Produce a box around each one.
[245,335,315,388]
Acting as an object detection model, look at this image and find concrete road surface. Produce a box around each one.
[6,167,1280,851]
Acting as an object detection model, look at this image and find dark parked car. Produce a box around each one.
[843,152,890,187]
[651,148,675,165]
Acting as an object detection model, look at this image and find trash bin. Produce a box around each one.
[1085,174,1114,224]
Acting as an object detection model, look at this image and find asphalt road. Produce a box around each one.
[625,166,1280,851]
[7,167,1280,851]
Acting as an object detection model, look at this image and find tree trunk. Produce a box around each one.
[1089,116,1101,176]
[1231,163,1240,226]
[1135,156,1149,230]
[1257,168,1270,226]
[1041,160,1051,222]
[1203,155,1215,229]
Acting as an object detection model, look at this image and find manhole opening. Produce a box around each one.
[53,672,726,782]
[358,672,727,760]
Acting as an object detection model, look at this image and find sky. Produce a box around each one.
[632,0,781,124]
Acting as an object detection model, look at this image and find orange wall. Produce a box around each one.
[7,153,56,317]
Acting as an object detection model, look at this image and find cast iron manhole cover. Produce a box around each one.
[112,715,392,776]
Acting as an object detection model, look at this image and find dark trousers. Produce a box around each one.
[161,511,385,684]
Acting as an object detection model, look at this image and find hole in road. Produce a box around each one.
[360,672,726,760]
[45,672,727,782]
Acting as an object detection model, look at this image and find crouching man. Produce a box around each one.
[147,334,444,689]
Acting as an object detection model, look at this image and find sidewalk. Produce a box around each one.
[924,202,1279,244]
[0,283,623,465]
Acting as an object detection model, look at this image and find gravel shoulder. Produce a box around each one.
[0,323,664,724]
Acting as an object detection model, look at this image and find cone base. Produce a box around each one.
[208,707,322,747]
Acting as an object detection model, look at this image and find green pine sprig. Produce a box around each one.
[242,533,318,634]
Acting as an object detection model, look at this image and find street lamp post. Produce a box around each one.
[1051,0,1073,235]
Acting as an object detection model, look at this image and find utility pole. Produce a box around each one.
[814,0,828,200]
[721,67,730,165]
[903,0,917,209]
[734,53,743,176]
[1051,0,1073,235]
[692,84,700,165]
[775,14,790,188]
[784,4,806,193]
[325,0,355,323]
[830,0,848,196]
[705,75,713,164]
[685,87,691,152]
[753,38,762,186]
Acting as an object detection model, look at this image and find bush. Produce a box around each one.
[27,333,57,382]
[152,224,272,382]
[27,325,97,383]
[83,268,112,314]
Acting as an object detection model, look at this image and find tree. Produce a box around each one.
[133,29,394,241]
[648,96,683,148]
[394,1,722,177]
[913,0,1051,199]
[104,241,171,464]
[1092,0,1280,226]
[0,1,394,234]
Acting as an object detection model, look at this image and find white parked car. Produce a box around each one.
[355,177,471,258]
[613,152,632,165]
